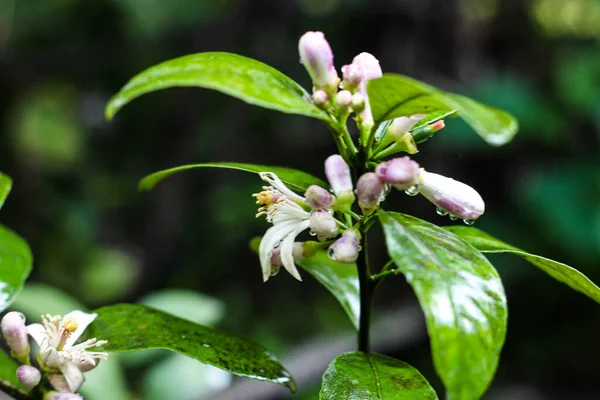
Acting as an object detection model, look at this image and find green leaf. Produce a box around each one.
[411,109,458,131]
[0,173,12,210]
[320,352,438,400]
[139,162,327,192]
[368,74,518,146]
[445,226,600,304]
[297,251,360,330]
[379,211,507,400]
[89,304,295,391]
[0,225,33,313]
[0,350,28,397]
[105,52,327,121]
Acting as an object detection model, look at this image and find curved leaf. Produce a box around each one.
[320,352,438,400]
[139,162,327,192]
[379,211,507,400]
[445,226,600,304]
[0,225,33,313]
[297,251,360,330]
[0,173,12,210]
[368,74,518,146]
[89,304,295,391]
[106,52,327,121]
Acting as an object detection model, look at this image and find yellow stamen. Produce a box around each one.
[63,317,78,333]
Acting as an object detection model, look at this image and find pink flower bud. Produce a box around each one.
[375,157,420,190]
[356,173,383,213]
[411,119,446,143]
[419,170,485,221]
[325,155,352,195]
[312,90,328,106]
[1,312,30,363]
[341,63,362,91]
[298,31,338,89]
[50,394,84,400]
[335,90,352,109]
[352,52,382,126]
[328,229,360,263]
[387,115,424,140]
[17,365,41,389]
[305,185,335,210]
[309,211,339,241]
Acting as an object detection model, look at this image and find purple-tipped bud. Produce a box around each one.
[305,185,335,210]
[356,173,384,213]
[1,312,30,363]
[17,365,41,389]
[312,90,328,107]
[350,93,365,113]
[375,157,420,190]
[335,90,352,110]
[352,52,382,126]
[325,155,352,195]
[309,211,339,241]
[341,63,362,91]
[328,229,360,263]
[387,115,424,140]
[419,170,485,221]
[298,31,338,89]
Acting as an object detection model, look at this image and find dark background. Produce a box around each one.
[1,0,599,399]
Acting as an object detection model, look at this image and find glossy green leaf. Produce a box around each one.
[445,226,600,304]
[320,352,438,400]
[0,173,12,210]
[0,349,28,398]
[297,251,360,330]
[139,162,327,192]
[368,74,518,146]
[379,211,507,400]
[411,109,458,131]
[0,225,33,313]
[105,52,327,120]
[89,304,295,391]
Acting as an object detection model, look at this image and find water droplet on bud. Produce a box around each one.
[327,247,337,260]
[449,215,458,221]
[463,219,476,225]
[405,185,419,196]
[383,184,392,196]
[270,266,281,277]
[309,230,317,236]
[436,207,448,216]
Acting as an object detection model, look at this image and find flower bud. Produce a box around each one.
[325,155,352,195]
[341,63,362,91]
[350,93,365,113]
[312,90,328,107]
[298,31,338,90]
[411,119,446,144]
[375,157,420,190]
[387,115,424,141]
[352,52,382,126]
[328,229,360,264]
[1,312,30,364]
[305,185,335,210]
[309,211,339,241]
[418,170,485,221]
[356,173,384,214]
[50,394,84,400]
[292,241,322,261]
[17,365,41,389]
[335,90,352,111]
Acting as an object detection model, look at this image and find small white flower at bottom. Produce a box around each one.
[27,311,108,393]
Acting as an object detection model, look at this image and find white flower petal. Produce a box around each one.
[63,311,97,347]
[259,220,299,282]
[272,201,310,224]
[59,361,84,392]
[280,220,310,281]
[259,172,304,201]
[27,323,46,347]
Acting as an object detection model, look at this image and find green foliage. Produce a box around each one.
[89,304,295,391]
[0,350,28,397]
[320,352,438,400]
[105,52,328,121]
[139,162,327,192]
[0,174,12,210]
[0,225,33,313]
[368,74,518,146]
[297,251,360,330]
[446,226,600,304]
[379,212,507,400]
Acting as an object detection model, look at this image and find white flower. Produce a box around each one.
[253,172,339,282]
[27,311,108,393]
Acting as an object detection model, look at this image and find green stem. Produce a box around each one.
[357,229,373,353]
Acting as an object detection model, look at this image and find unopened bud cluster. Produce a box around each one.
[0,311,109,396]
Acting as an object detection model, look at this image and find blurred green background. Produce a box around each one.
[1,0,599,399]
